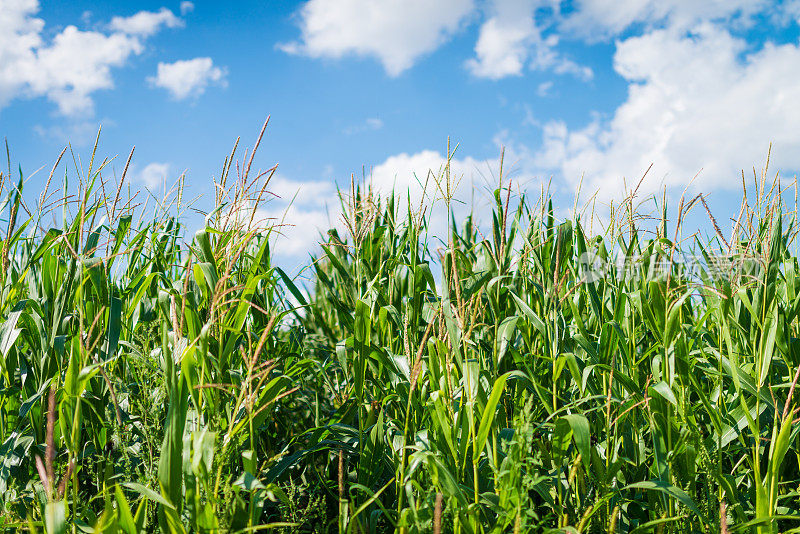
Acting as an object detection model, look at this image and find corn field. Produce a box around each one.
[2,126,800,533]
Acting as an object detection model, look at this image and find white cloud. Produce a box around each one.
[367,147,527,244]
[279,0,476,76]
[180,2,195,16]
[268,175,337,208]
[0,1,184,115]
[463,0,780,81]
[28,26,144,114]
[370,150,490,205]
[261,203,336,257]
[366,118,383,130]
[259,146,523,259]
[147,57,227,100]
[561,0,769,38]
[537,81,553,96]
[536,23,800,201]
[466,1,538,79]
[344,117,384,134]
[276,0,797,86]
[108,7,183,36]
[254,176,338,257]
[136,162,171,189]
[529,35,593,80]
[0,0,46,108]
[465,0,590,81]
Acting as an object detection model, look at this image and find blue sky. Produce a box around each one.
[3,0,800,268]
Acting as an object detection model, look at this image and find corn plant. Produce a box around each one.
[2,130,800,533]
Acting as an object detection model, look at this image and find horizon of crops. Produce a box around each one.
[2,124,800,533]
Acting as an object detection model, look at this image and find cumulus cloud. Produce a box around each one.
[180,2,195,15]
[147,57,227,100]
[136,162,171,189]
[252,176,338,258]
[463,0,780,81]
[108,7,183,36]
[277,0,798,84]
[536,23,800,200]
[279,0,475,76]
[277,0,596,81]
[0,1,184,115]
[466,0,591,81]
[467,14,535,78]
[561,0,769,39]
[268,175,338,209]
[261,203,337,257]
[266,0,800,262]
[366,146,533,247]
[370,150,493,206]
[258,146,523,260]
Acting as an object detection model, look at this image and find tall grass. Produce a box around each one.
[1,125,800,533]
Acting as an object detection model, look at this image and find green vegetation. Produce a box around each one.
[2,126,800,533]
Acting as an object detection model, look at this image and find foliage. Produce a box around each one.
[1,128,800,533]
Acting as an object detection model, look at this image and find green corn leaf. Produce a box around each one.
[43,500,66,534]
[624,480,703,518]
[474,372,509,463]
